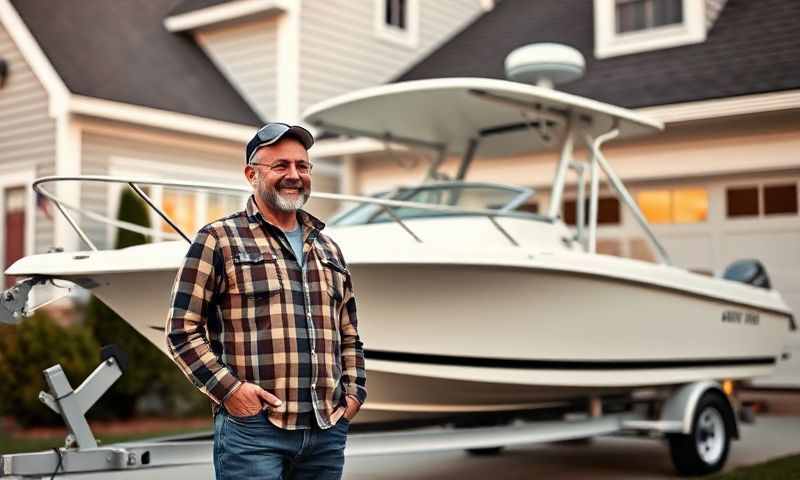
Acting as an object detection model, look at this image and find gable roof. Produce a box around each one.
[11,0,261,126]
[396,0,800,109]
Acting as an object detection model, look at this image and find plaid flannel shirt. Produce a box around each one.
[166,196,367,430]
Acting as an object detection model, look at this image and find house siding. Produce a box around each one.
[298,0,484,114]
[195,16,279,121]
[0,22,56,254]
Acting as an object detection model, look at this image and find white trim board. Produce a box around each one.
[638,90,800,124]
[78,119,243,158]
[164,0,290,32]
[275,0,300,121]
[54,114,82,252]
[68,95,256,143]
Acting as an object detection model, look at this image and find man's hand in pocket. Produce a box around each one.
[224,383,282,416]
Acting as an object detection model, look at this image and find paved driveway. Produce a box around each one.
[343,416,800,479]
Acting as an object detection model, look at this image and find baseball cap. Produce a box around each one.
[245,123,315,164]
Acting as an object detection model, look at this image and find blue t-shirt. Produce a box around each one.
[284,223,305,269]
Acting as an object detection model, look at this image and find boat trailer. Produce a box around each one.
[0,348,742,478]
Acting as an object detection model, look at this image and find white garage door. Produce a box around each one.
[719,184,800,388]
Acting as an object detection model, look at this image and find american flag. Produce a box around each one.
[36,191,52,220]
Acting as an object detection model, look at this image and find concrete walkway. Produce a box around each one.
[343,416,800,479]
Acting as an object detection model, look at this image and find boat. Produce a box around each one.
[2,76,795,426]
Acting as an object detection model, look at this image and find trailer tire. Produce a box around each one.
[668,391,732,476]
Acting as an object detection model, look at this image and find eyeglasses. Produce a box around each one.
[250,160,313,175]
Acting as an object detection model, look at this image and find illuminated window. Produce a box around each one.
[637,188,708,224]
[636,190,671,224]
[207,193,245,223]
[673,188,708,223]
[162,190,196,234]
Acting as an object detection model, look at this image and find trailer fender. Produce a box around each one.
[660,381,739,439]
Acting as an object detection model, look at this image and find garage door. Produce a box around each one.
[720,181,800,388]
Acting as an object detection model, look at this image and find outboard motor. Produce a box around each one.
[722,259,771,289]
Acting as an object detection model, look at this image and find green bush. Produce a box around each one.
[0,312,100,427]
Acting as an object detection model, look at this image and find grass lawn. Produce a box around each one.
[0,421,212,455]
[709,454,800,479]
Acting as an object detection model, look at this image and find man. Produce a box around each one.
[166,122,367,479]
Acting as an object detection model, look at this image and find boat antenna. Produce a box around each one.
[504,42,585,152]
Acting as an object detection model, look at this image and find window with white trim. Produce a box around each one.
[636,187,708,224]
[594,0,706,58]
[108,157,248,244]
[615,0,683,33]
[375,0,419,47]
[385,0,407,29]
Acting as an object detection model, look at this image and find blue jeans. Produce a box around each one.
[213,408,348,480]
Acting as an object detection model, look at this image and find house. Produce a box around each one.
[0,0,489,288]
[313,0,800,386]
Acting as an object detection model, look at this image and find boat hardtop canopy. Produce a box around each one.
[303,77,664,157]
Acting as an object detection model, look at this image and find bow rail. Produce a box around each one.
[32,175,542,251]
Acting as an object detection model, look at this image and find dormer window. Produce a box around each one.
[385,0,407,29]
[615,0,683,33]
[375,0,419,47]
[594,0,705,58]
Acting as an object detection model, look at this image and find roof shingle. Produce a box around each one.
[12,0,261,125]
[396,0,800,108]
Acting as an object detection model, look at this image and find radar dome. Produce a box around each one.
[505,43,585,88]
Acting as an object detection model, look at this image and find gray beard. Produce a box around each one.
[261,185,309,212]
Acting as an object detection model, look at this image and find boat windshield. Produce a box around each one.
[330,182,534,226]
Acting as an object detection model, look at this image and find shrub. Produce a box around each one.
[0,312,100,427]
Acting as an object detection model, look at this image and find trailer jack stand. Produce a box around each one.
[0,345,136,478]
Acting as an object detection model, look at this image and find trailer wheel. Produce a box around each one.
[465,446,504,456]
[668,391,732,476]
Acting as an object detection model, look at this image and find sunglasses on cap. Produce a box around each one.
[245,123,314,165]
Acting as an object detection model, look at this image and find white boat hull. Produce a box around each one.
[37,252,790,423]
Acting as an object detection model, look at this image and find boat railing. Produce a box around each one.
[32,175,544,251]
